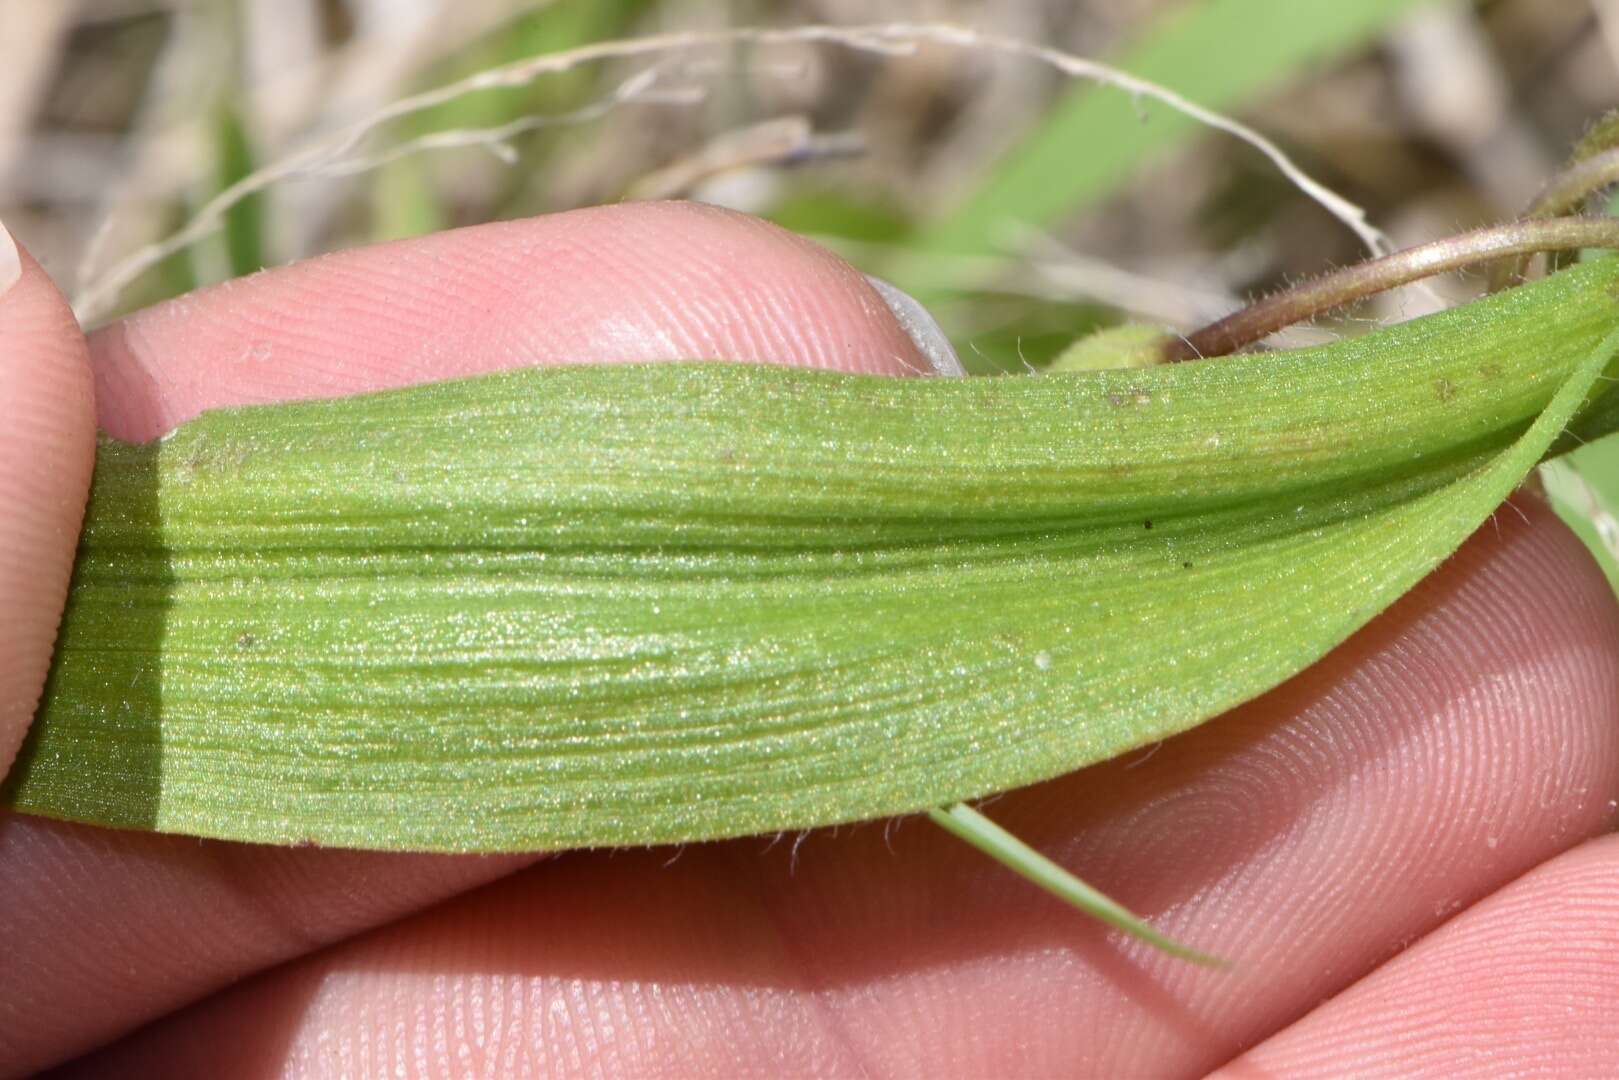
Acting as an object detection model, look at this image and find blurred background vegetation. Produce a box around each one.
[4,0,1619,581]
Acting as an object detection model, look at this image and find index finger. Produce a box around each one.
[0,221,94,780]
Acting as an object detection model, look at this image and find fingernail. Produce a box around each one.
[0,218,19,299]
[865,274,965,377]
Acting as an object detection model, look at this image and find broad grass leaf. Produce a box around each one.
[7,260,1619,851]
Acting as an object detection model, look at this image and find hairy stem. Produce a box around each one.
[1520,147,1619,222]
[1484,111,1619,291]
[1165,217,1619,362]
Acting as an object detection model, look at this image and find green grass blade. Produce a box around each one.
[7,262,1619,852]
[370,157,449,243]
[929,803,1225,965]
[902,0,1432,297]
[212,104,267,279]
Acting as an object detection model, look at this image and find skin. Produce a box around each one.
[1,201,1617,1078]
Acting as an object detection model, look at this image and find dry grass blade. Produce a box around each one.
[71,21,1389,326]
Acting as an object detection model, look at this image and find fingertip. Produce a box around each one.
[0,219,19,295]
[90,202,939,441]
[0,224,95,779]
[1216,835,1619,1079]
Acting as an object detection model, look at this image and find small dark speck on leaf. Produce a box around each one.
[1144,520,1153,530]
[235,632,257,650]
[1433,377,1457,403]
[1183,561,1193,569]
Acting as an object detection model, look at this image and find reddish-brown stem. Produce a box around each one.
[1485,148,1619,291]
[1164,217,1619,363]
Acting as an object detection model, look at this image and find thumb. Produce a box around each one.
[0,220,95,780]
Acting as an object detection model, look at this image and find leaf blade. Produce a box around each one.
[7,261,1619,852]
[901,0,1434,297]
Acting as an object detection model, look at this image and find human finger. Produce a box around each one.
[2,201,938,1077]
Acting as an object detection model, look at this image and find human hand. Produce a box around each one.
[3,204,1617,1078]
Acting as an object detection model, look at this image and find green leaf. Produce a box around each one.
[901,0,1434,298]
[7,261,1619,852]
[1543,451,1619,596]
[1048,323,1168,371]
[930,803,1226,966]
[767,191,914,245]
[213,103,267,279]
[370,156,449,243]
